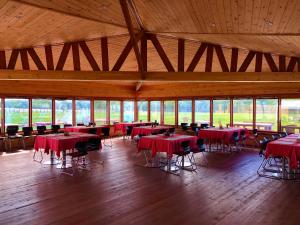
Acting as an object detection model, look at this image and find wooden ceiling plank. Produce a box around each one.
[101,37,109,71]
[79,41,100,71]
[264,53,279,72]
[45,45,54,70]
[214,45,229,72]
[7,49,20,70]
[20,49,30,70]
[178,39,185,72]
[238,51,256,72]
[186,43,207,72]
[0,51,6,69]
[27,48,46,70]
[55,43,71,70]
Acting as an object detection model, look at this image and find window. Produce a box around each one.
[32,99,52,129]
[213,100,230,127]
[94,100,107,125]
[256,99,278,131]
[233,99,253,129]
[178,100,192,125]
[110,101,120,124]
[138,101,148,122]
[55,100,72,125]
[281,99,300,133]
[150,101,160,123]
[5,98,29,129]
[195,100,210,125]
[164,101,175,125]
[76,100,90,125]
[123,101,134,122]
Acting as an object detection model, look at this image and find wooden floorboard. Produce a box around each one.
[0,138,300,225]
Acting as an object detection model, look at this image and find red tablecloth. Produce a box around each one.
[64,126,108,135]
[114,122,152,134]
[34,132,101,157]
[266,134,300,169]
[198,127,247,144]
[138,134,197,158]
[131,126,171,138]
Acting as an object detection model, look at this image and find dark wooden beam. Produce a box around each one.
[27,48,46,70]
[148,34,175,72]
[20,49,30,70]
[45,45,54,70]
[0,51,6,69]
[205,44,214,72]
[214,45,229,72]
[238,51,256,72]
[186,43,207,72]
[178,39,185,72]
[279,55,286,72]
[287,57,299,72]
[101,37,109,71]
[264,53,278,72]
[141,33,147,71]
[255,52,263,72]
[7,49,20,70]
[230,48,239,72]
[55,43,71,70]
[112,32,142,71]
[72,43,81,71]
[119,0,144,73]
[78,41,101,71]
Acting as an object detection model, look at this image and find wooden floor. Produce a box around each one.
[1,138,300,225]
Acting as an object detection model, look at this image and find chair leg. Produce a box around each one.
[33,150,43,163]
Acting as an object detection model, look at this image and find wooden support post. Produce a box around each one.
[205,44,214,72]
[214,45,229,72]
[278,98,281,132]
[230,48,239,72]
[264,53,278,72]
[192,99,195,124]
[1,98,5,134]
[255,52,263,72]
[0,51,6,69]
[56,43,71,70]
[253,98,256,130]
[120,100,124,122]
[147,100,150,122]
[186,43,207,72]
[238,51,256,72]
[107,100,110,125]
[72,99,76,125]
[52,99,56,125]
[79,41,101,71]
[91,99,94,124]
[175,100,178,126]
[29,98,32,127]
[279,55,286,72]
[101,37,109,71]
[45,45,54,70]
[161,100,164,125]
[7,49,20,70]
[72,43,81,71]
[230,98,233,127]
[210,98,213,126]
[20,49,30,70]
[27,48,46,70]
[178,39,185,72]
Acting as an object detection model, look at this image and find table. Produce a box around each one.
[228,122,273,130]
[34,132,101,168]
[64,125,109,135]
[198,127,246,144]
[114,122,152,134]
[131,125,171,138]
[266,134,300,170]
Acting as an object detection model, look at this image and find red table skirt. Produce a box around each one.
[34,132,101,157]
[114,122,152,134]
[266,134,300,169]
[131,126,170,138]
[138,134,197,158]
[64,126,108,136]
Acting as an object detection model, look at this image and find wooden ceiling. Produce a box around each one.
[0,0,299,57]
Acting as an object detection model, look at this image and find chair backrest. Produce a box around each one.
[169,127,176,134]
[197,138,205,150]
[64,124,72,128]
[180,140,191,152]
[232,131,239,140]
[75,141,88,153]
[158,129,166,134]
[259,138,269,156]
[88,138,101,150]
[7,125,19,136]
[253,128,258,137]
[37,125,46,135]
[240,129,246,136]
[271,134,279,140]
[77,123,85,126]
[89,122,96,126]
[51,124,60,133]
[102,127,110,137]
[22,126,33,136]
[88,128,97,134]
[126,126,133,135]
[200,123,209,129]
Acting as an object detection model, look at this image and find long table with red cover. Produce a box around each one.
[266,134,300,169]
[131,125,171,138]
[34,132,101,157]
[198,127,247,144]
[138,134,197,158]
[64,125,109,136]
[114,122,152,134]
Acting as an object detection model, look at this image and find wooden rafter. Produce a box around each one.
[0,51,6,69]
[20,49,29,70]
[186,43,207,72]
[178,39,185,72]
[45,45,54,70]
[7,49,20,70]
[27,48,46,70]
[264,53,278,72]
[214,45,229,72]
[56,43,71,70]
[230,48,239,72]
[79,41,101,71]
[72,43,81,71]
[101,37,109,71]
[238,51,256,72]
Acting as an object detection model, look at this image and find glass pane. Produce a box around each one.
[32,99,52,129]
[281,99,300,133]
[75,100,90,125]
[138,101,148,122]
[94,100,107,125]
[5,98,29,129]
[213,100,230,127]
[256,99,278,131]
[178,100,192,125]
[150,101,160,123]
[164,101,175,125]
[110,101,120,124]
[123,101,134,122]
[195,100,210,125]
[55,100,72,125]
[233,99,253,129]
